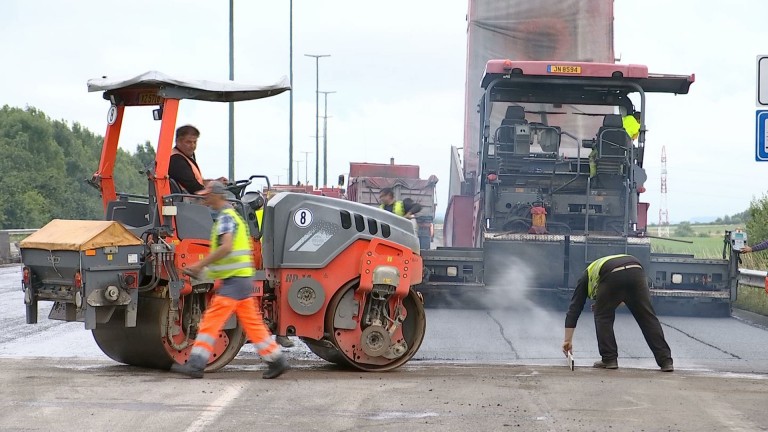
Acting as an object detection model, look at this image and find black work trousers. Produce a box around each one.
[593,267,672,366]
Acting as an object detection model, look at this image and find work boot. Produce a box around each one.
[276,335,295,348]
[170,355,206,379]
[660,361,674,372]
[593,359,619,369]
[263,354,290,379]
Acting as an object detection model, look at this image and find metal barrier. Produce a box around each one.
[738,268,768,288]
[0,229,37,263]
[1,229,38,236]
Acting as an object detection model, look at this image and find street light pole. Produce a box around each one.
[288,0,294,184]
[295,160,302,185]
[304,54,330,187]
[300,150,312,185]
[319,91,335,187]
[228,0,235,180]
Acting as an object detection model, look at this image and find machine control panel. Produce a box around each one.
[730,230,748,250]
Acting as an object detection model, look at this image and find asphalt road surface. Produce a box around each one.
[2,265,767,431]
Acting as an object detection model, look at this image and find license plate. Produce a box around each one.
[138,93,163,105]
[547,65,581,74]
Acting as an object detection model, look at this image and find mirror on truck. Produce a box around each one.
[338,174,345,187]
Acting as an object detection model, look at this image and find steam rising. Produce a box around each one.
[480,255,567,361]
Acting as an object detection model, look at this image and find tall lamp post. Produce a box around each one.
[228,0,235,180]
[319,91,335,187]
[304,54,330,187]
[300,150,313,185]
[288,0,294,184]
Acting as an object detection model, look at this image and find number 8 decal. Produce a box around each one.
[293,208,313,228]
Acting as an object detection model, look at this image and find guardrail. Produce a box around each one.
[1,229,38,236]
[0,229,37,262]
[738,268,767,288]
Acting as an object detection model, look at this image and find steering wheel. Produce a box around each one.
[226,179,252,199]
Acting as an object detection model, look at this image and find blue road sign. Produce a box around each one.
[756,110,768,161]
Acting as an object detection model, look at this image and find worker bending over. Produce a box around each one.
[562,254,674,372]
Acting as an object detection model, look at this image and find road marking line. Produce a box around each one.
[184,383,244,432]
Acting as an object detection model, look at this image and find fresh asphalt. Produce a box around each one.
[2,265,767,431]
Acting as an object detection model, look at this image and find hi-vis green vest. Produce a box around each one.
[586,254,630,299]
[381,200,405,216]
[207,208,255,279]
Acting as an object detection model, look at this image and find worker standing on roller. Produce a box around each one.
[170,181,289,379]
[379,188,406,216]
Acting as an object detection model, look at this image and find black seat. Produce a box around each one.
[597,115,630,158]
[496,106,528,144]
[106,199,153,237]
[169,178,185,195]
[106,200,150,228]
[241,191,265,240]
[593,115,630,177]
[173,202,214,240]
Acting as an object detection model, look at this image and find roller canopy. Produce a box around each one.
[87,71,290,103]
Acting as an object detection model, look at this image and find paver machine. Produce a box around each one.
[422,60,740,315]
[20,72,426,371]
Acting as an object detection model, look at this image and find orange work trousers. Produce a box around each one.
[191,294,280,362]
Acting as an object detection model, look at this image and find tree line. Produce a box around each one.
[0,105,154,229]
[4,104,768,245]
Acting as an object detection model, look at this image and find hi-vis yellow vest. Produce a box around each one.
[586,254,630,299]
[207,208,255,279]
[255,207,264,242]
[622,115,640,141]
[381,200,405,216]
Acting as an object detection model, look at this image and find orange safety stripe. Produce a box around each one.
[171,147,204,187]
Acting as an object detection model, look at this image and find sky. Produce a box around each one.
[1,0,767,223]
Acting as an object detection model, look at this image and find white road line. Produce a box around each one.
[184,384,245,432]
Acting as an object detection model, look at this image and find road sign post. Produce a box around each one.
[758,56,768,106]
[756,56,768,161]
[756,110,768,161]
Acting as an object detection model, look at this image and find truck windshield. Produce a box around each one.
[489,102,618,158]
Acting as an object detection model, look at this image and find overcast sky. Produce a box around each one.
[2,0,767,223]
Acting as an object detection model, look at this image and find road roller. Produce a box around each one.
[19,72,426,372]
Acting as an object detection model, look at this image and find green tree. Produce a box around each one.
[135,141,156,169]
[731,210,748,225]
[0,105,151,228]
[746,194,768,244]
[674,221,695,237]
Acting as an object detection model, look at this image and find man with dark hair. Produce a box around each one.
[562,254,674,372]
[379,188,406,216]
[168,125,227,194]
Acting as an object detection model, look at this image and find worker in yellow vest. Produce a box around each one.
[561,254,673,372]
[171,181,289,379]
[623,110,641,141]
[379,188,406,216]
